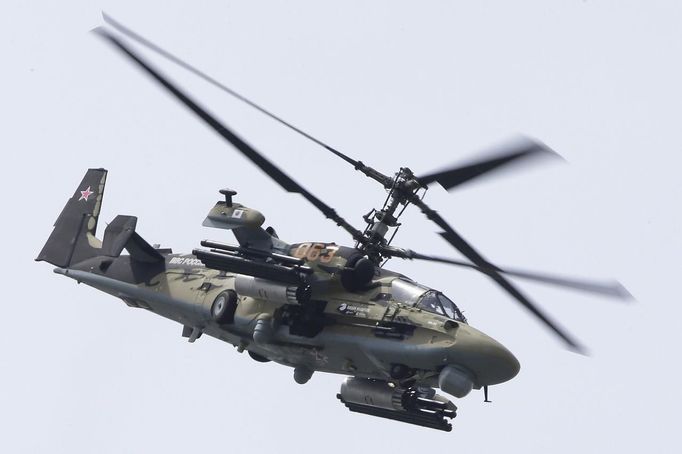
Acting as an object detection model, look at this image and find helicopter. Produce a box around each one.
[36,16,631,432]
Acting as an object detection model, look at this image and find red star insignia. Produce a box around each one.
[79,186,94,201]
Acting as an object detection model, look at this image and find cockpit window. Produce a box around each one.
[416,291,467,322]
[438,293,466,322]
[391,279,429,305]
[390,279,467,323]
[417,291,445,315]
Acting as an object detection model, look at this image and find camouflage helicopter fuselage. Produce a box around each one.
[38,169,519,431]
[40,21,630,432]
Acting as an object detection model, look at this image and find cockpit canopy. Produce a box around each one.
[390,278,467,323]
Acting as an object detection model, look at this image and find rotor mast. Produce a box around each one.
[359,167,423,262]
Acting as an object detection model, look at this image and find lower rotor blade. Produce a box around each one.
[411,198,585,353]
[94,27,366,244]
[496,267,631,300]
[417,137,560,191]
[397,250,631,300]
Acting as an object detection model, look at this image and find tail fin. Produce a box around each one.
[36,169,107,267]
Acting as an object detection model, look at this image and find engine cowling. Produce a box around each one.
[340,255,375,291]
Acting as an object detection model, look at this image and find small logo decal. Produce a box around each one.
[79,186,94,201]
[336,303,369,317]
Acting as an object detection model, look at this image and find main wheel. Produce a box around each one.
[211,290,238,324]
[248,351,271,363]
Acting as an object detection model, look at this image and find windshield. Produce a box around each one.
[391,279,467,323]
[391,279,429,305]
[416,291,467,323]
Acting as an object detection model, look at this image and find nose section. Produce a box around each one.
[447,324,520,387]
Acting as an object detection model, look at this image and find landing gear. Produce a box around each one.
[389,363,412,380]
[211,290,238,324]
[293,366,314,384]
[248,351,271,363]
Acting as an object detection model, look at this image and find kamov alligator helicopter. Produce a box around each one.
[36,16,631,432]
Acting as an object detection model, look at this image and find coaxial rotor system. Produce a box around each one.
[95,16,632,353]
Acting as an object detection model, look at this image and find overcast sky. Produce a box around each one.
[2,1,681,453]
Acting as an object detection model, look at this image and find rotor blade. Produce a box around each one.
[391,249,631,300]
[94,27,366,244]
[491,267,632,300]
[410,197,585,352]
[417,137,560,191]
[101,13,394,188]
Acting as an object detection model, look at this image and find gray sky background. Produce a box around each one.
[2,1,680,452]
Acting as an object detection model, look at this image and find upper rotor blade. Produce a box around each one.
[94,27,366,244]
[393,250,631,300]
[102,13,358,167]
[101,13,394,188]
[417,137,560,191]
[410,197,585,352]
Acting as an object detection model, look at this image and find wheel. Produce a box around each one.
[390,363,412,380]
[248,351,271,363]
[211,290,238,324]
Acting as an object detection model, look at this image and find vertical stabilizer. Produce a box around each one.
[36,169,107,267]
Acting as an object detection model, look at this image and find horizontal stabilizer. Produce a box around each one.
[102,215,163,263]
